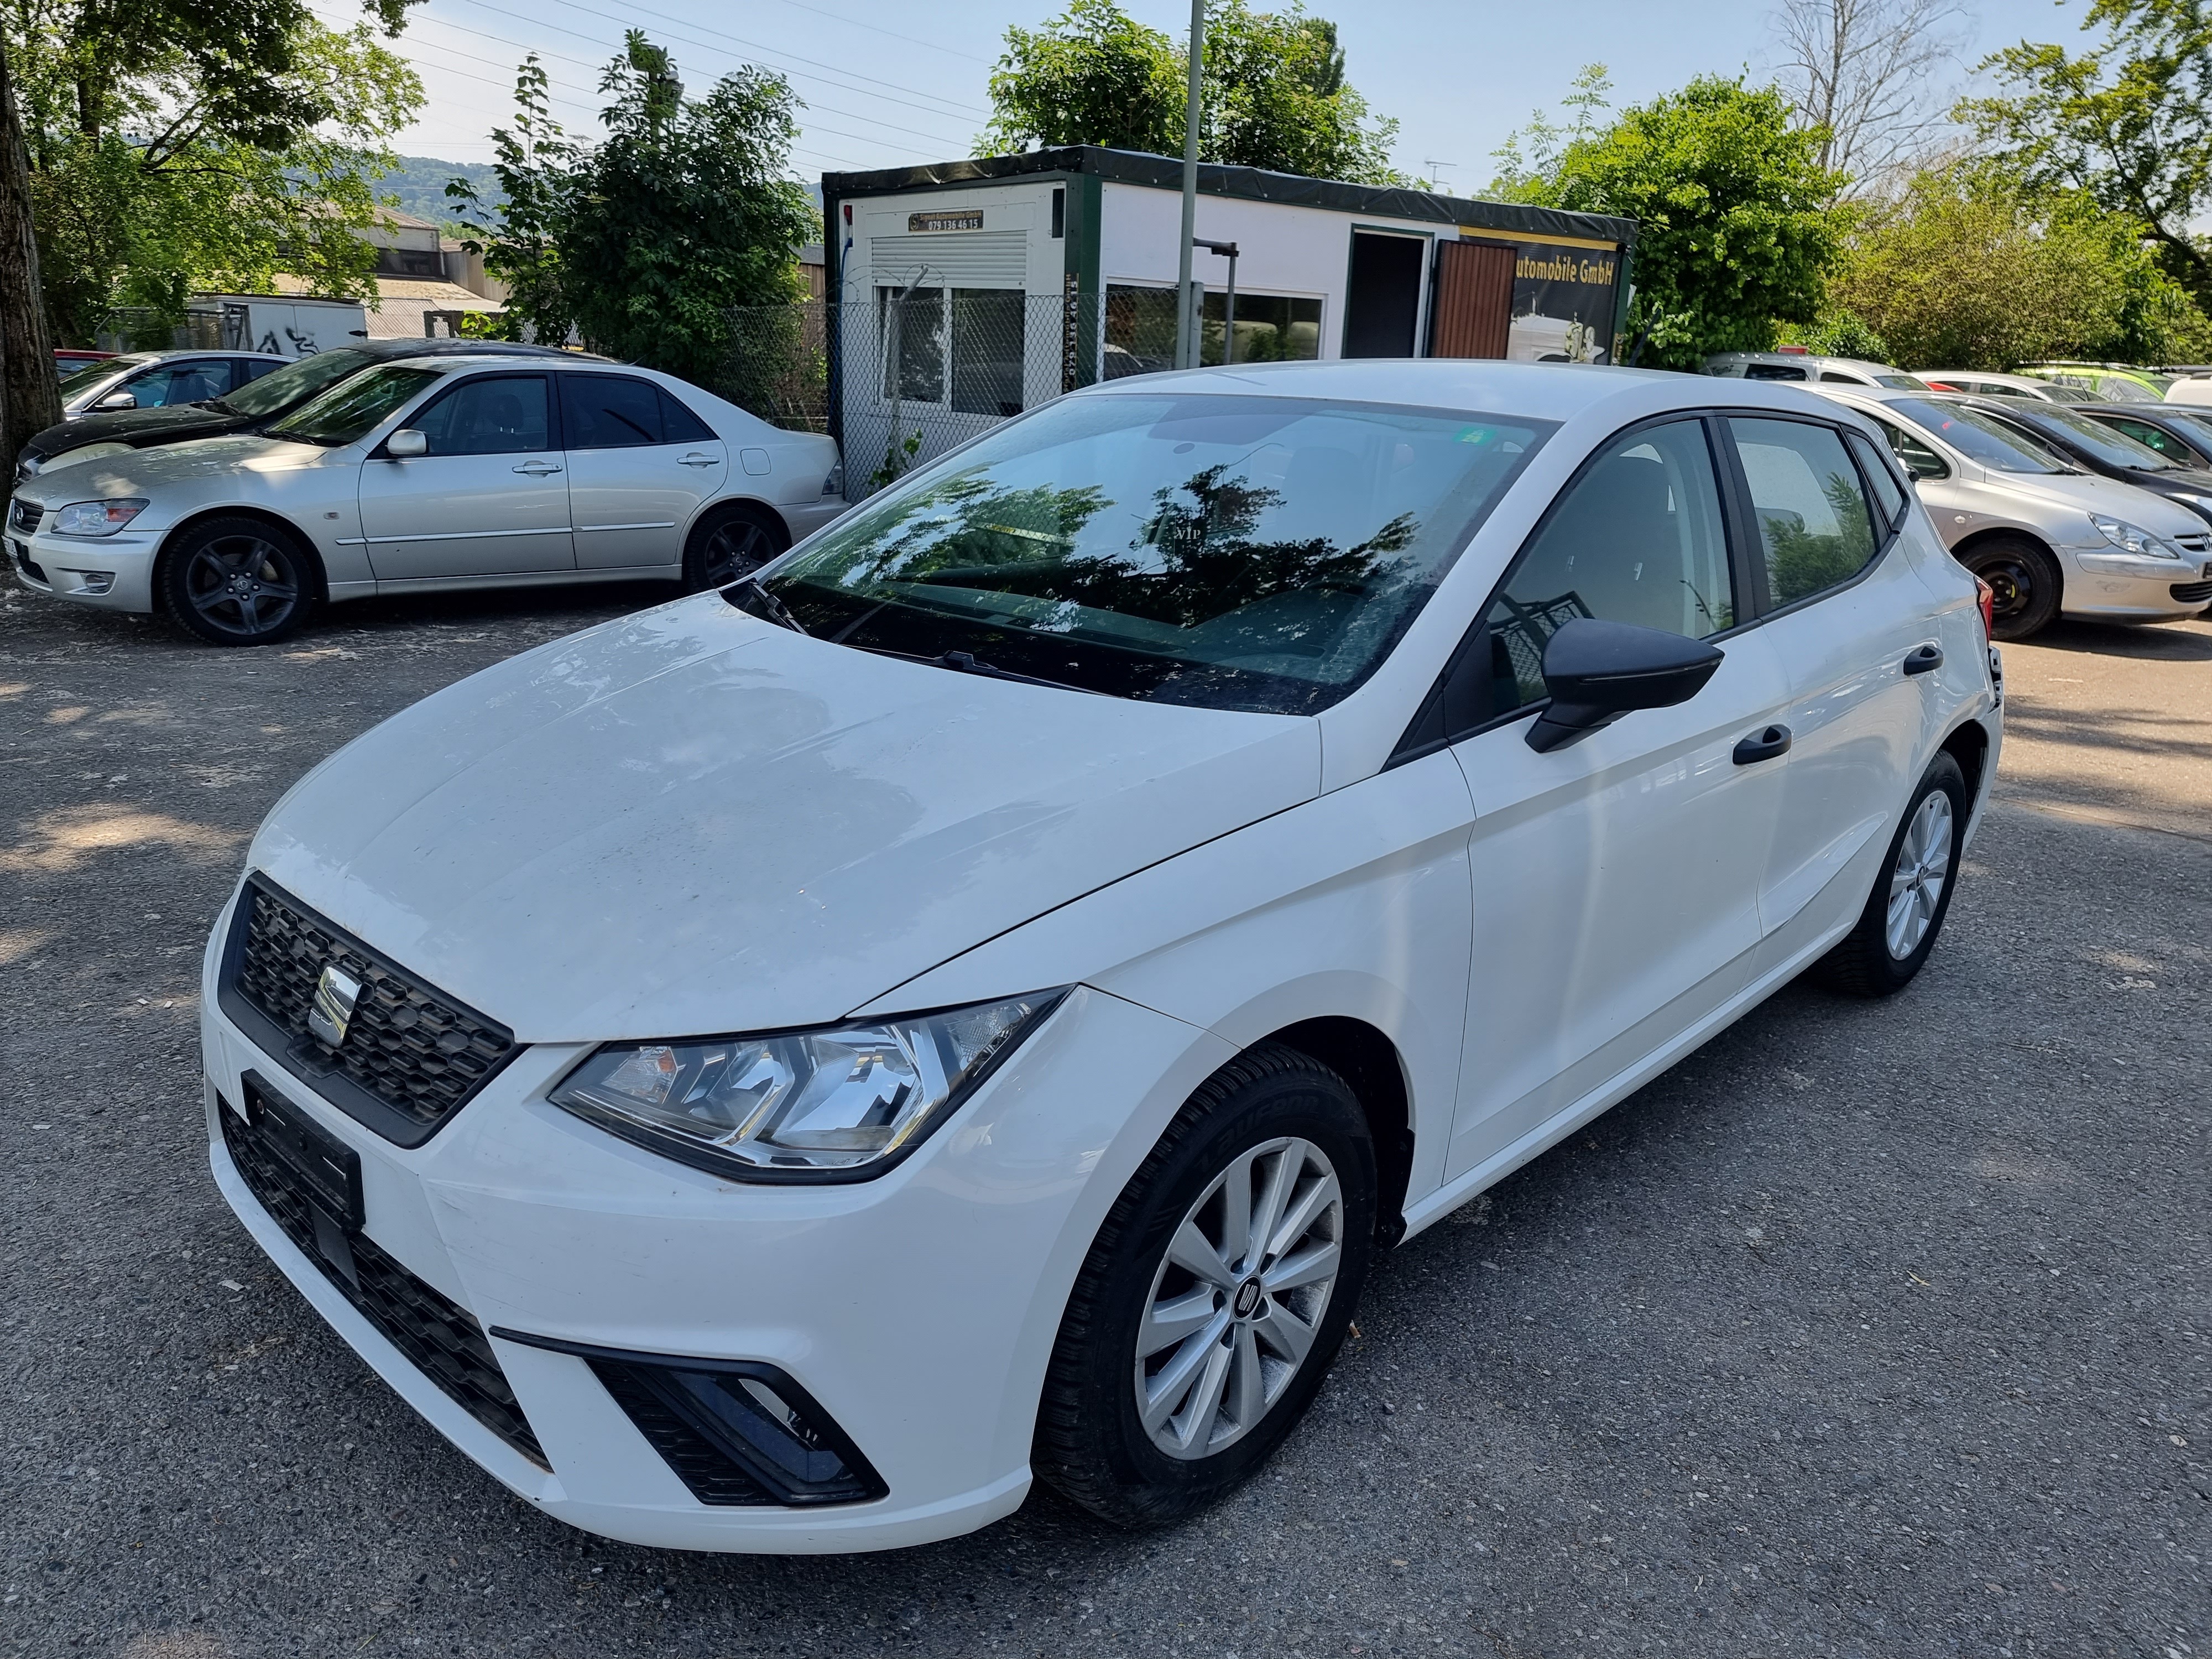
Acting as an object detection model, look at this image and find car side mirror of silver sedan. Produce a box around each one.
[94,390,138,411]
[1527,618,1725,753]
[384,429,427,458]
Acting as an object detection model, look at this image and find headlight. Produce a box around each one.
[53,498,147,536]
[550,990,1068,1181]
[2088,515,2180,557]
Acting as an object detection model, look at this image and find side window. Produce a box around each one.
[409,375,552,456]
[2106,417,2187,460]
[660,388,716,444]
[561,375,664,449]
[1483,419,1735,715]
[1729,418,1880,608]
[234,358,281,385]
[1872,415,1948,481]
[127,359,236,406]
[1818,370,1863,384]
[1847,431,1907,528]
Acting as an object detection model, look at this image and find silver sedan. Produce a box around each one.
[8,355,846,645]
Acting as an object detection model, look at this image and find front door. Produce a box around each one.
[358,372,574,580]
[560,373,728,571]
[1443,415,1794,1180]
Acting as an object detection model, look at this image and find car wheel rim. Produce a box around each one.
[183,536,300,638]
[1885,790,1954,960]
[700,519,771,587]
[1135,1135,1343,1462]
[1975,556,2033,623]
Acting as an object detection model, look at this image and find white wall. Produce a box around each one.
[835,182,1066,302]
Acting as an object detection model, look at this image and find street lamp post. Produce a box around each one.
[1174,0,1206,371]
[1193,238,1237,364]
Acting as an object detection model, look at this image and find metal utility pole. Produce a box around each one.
[1194,238,1238,364]
[1174,0,1206,371]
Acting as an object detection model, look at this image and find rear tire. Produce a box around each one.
[1959,535,2060,640]
[682,503,787,592]
[1033,1044,1376,1528]
[160,515,317,646]
[1815,751,1968,998]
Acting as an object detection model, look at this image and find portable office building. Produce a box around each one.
[820,145,1637,483]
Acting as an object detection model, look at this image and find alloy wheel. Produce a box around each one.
[698,515,775,588]
[1134,1136,1343,1461]
[181,534,302,640]
[1885,789,1954,959]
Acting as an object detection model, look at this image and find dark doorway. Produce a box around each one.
[1429,239,1516,358]
[1343,232,1425,358]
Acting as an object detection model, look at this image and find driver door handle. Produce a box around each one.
[678,452,719,468]
[1733,724,1791,765]
[512,460,564,476]
[1903,643,1944,675]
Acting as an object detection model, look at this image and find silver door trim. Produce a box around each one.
[363,525,573,545]
[575,521,679,533]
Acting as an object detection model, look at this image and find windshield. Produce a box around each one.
[58,356,149,398]
[1888,398,2074,473]
[266,365,442,446]
[1873,373,1929,389]
[217,348,376,418]
[2010,404,2178,470]
[2039,383,2097,403]
[759,393,1552,714]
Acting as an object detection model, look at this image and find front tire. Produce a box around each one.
[1034,1045,1376,1528]
[1959,535,2060,640]
[682,503,787,592]
[1815,750,1968,997]
[160,515,316,646]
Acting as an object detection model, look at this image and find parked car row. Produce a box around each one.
[10,346,847,645]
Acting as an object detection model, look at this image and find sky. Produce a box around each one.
[323,0,2099,187]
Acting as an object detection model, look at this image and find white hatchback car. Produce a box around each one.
[200,362,2000,1553]
[8,354,844,644]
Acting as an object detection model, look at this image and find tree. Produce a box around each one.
[1512,76,1847,369]
[1,0,422,461]
[1767,0,1971,188]
[1961,0,2212,302]
[452,34,817,383]
[1828,162,2212,368]
[978,0,1403,185]
[1487,64,1613,200]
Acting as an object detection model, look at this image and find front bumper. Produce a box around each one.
[2058,547,2212,620]
[199,896,1232,1552]
[9,526,160,612]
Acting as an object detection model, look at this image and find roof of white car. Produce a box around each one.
[377,351,638,374]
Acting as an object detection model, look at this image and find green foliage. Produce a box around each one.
[979,0,1402,185]
[1763,475,1875,605]
[452,35,816,380]
[1960,0,2212,301]
[1830,162,2212,368]
[9,0,424,343]
[1777,309,1891,362]
[1486,64,1614,202]
[373,154,505,228]
[1514,76,1846,370]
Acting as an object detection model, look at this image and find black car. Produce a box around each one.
[1957,394,2212,527]
[2068,401,2212,471]
[14,338,591,481]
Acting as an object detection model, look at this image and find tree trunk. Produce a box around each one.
[0,33,60,469]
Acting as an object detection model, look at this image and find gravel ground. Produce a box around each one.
[2,583,2206,1659]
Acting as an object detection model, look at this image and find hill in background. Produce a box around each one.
[371,156,506,230]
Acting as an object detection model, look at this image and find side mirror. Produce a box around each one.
[384,428,427,458]
[94,390,138,411]
[1526,618,1724,753]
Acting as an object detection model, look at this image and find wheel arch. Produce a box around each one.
[682,493,796,551]
[154,504,330,613]
[1254,1016,1413,1249]
[1950,524,2060,583]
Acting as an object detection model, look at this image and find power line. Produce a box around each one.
[748,0,993,66]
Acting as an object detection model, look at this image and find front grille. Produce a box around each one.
[591,1363,775,1505]
[2173,532,2210,556]
[226,878,515,1145]
[2171,577,2212,603]
[8,498,41,534]
[221,1092,547,1467]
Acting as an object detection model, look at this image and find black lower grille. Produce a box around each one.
[591,1362,776,1505]
[2171,578,2212,603]
[220,876,517,1147]
[221,1091,547,1468]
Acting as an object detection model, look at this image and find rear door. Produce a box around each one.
[560,373,728,571]
[358,371,575,580]
[1723,415,1939,970]
[1442,413,1796,1181]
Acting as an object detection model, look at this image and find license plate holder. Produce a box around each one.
[243,1070,364,1230]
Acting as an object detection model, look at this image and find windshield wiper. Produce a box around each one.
[908,648,1098,694]
[724,575,808,634]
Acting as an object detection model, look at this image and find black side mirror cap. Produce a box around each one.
[1526,618,1724,753]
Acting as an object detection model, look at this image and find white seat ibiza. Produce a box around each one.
[200,361,2000,1553]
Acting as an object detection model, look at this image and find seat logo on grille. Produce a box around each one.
[309,964,363,1047]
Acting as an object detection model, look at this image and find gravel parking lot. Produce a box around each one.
[3,582,2207,1659]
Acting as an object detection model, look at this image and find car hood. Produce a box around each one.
[247,597,1320,1042]
[23,402,249,462]
[14,432,330,503]
[1977,466,2211,537]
